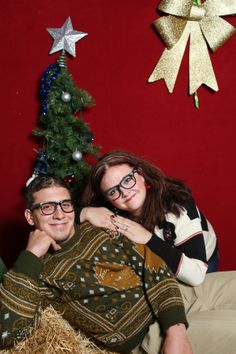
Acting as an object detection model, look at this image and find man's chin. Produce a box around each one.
[55,233,72,243]
[47,225,74,243]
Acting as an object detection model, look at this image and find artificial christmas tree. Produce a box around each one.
[28,18,100,199]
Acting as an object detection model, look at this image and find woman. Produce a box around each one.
[79,150,218,286]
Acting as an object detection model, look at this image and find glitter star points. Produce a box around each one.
[47,17,88,57]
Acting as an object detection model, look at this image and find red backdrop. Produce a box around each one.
[1,0,236,270]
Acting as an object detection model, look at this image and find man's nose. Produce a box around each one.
[53,205,65,218]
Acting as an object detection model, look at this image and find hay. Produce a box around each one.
[0,307,117,354]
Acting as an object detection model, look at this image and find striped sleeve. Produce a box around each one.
[147,199,209,286]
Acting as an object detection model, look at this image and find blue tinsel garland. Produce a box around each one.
[40,63,61,116]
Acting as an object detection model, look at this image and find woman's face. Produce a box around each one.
[100,163,147,216]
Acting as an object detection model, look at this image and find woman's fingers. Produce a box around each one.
[110,216,130,232]
[110,216,152,244]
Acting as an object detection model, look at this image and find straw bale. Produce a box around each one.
[0,307,117,354]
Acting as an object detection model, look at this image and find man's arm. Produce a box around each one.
[161,323,193,354]
[0,251,44,349]
[0,229,59,349]
[129,242,192,353]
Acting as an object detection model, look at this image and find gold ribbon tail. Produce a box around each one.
[148,25,190,93]
[189,22,218,95]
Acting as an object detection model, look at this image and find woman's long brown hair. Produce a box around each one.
[80,150,192,232]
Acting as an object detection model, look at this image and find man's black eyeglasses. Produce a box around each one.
[30,199,74,215]
[104,168,138,201]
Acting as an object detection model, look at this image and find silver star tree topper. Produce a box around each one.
[47,17,88,57]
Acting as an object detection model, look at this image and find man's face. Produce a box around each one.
[25,186,75,243]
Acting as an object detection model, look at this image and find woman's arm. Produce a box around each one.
[77,206,118,231]
[146,233,208,286]
[76,205,209,286]
[147,198,211,286]
[111,213,208,286]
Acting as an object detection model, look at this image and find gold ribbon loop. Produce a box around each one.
[201,16,236,52]
[204,0,236,16]
[158,0,192,17]
[149,0,236,95]
[153,16,186,49]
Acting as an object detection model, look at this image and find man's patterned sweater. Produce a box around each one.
[0,222,187,352]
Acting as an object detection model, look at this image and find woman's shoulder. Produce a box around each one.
[165,197,200,225]
[181,197,200,220]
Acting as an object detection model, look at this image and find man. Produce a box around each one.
[0,174,192,353]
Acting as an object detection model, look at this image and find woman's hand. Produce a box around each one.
[80,207,117,231]
[111,215,152,244]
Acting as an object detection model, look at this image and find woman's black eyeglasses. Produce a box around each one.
[104,168,138,201]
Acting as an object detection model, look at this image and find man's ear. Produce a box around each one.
[24,209,35,226]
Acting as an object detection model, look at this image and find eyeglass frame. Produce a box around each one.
[104,167,139,201]
[30,199,74,215]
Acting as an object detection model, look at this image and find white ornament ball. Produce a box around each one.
[61,92,71,102]
[72,150,82,161]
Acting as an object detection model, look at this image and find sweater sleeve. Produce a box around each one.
[131,243,188,334]
[146,200,208,286]
[0,251,44,349]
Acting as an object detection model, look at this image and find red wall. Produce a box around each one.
[1,1,236,270]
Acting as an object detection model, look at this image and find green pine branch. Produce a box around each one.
[32,58,100,198]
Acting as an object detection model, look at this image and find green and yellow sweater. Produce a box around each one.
[0,222,187,352]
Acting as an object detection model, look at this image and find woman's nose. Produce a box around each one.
[119,187,128,198]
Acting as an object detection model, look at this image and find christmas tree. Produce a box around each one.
[28,17,100,199]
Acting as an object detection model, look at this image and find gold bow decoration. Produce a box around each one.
[148,0,236,100]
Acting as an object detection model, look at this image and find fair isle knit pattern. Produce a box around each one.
[0,222,186,352]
